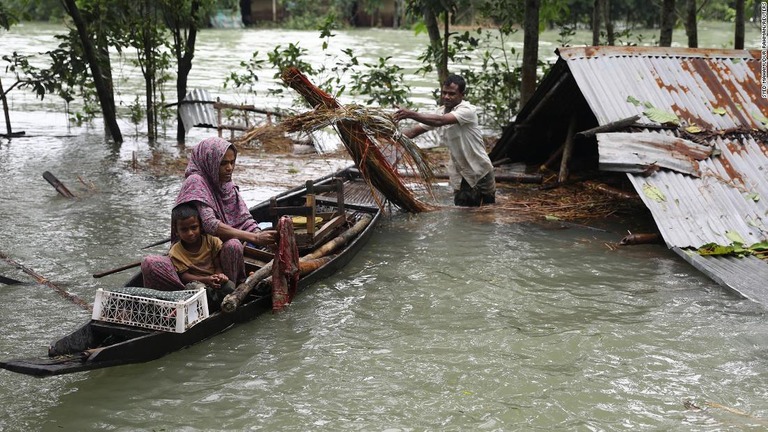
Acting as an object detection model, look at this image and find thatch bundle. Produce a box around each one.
[280,67,435,213]
[233,124,293,153]
[472,182,647,224]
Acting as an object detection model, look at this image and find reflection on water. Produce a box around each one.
[1,23,768,432]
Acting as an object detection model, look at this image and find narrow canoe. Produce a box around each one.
[1,167,383,377]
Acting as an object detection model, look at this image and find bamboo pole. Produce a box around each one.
[92,260,142,278]
[0,251,90,311]
[301,214,372,260]
[221,213,373,313]
[43,171,76,198]
[558,116,579,184]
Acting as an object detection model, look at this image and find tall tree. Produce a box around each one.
[162,0,209,143]
[1,53,63,136]
[592,0,602,45]
[734,0,745,49]
[659,0,676,46]
[684,0,697,47]
[0,3,18,135]
[521,0,539,105]
[61,0,123,143]
[124,0,165,141]
[420,0,450,85]
[603,0,614,45]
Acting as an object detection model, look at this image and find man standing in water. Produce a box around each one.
[394,74,496,206]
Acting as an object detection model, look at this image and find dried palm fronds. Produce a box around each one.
[281,67,435,213]
[472,182,648,224]
[280,106,434,184]
[233,123,293,153]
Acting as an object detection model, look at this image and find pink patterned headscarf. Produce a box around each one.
[173,137,255,237]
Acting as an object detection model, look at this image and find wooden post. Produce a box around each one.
[576,114,641,138]
[558,116,578,184]
[0,78,13,136]
[272,0,277,22]
[43,171,76,198]
[216,97,222,137]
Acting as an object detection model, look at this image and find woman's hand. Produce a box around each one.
[250,229,276,246]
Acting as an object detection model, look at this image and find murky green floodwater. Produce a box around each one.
[1,22,767,432]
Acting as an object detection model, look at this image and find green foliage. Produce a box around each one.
[458,42,523,129]
[408,0,544,129]
[0,2,19,30]
[224,15,409,108]
[224,52,265,93]
[2,31,103,124]
[413,17,525,129]
[697,240,768,258]
[129,95,144,130]
[3,0,64,22]
[280,0,339,29]
[267,43,317,78]
[349,56,410,106]
[556,22,576,46]
[2,52,59,99]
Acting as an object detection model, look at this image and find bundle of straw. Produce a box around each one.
[281,67,434,213]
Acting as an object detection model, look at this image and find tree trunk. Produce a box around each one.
[659,0,676,47]
[173,1,200,144]
[521,0,539,106]
[393,0,402,28]
[734,0,745,49]
[422,3,447,86]
[62,0,123,144]
[592,0,602,45]
[604,0,614,45]
[441,9,450,82]
[143,4,156,141]
[685,0,698,47]
[0,78,12,135]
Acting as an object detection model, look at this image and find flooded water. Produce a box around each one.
[1,23,768,431]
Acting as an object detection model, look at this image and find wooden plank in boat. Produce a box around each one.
[244,245,274,262]
[309,214,347,248]
[314,195,377,211]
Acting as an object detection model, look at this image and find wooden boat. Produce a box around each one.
[0,167,383,377]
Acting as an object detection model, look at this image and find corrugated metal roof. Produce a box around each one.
[179,89,217,133]
[597,132,712,177]
[556,46,768,250]
[561,47,768,297]
[498,46,768,301]
[673,249,768,303]
[559,47,765,131]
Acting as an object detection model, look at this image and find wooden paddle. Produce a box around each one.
[92,260,142,278]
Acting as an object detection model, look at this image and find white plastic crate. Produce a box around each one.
[92,287,209,333]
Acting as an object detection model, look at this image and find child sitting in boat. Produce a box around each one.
[169,203,235,310]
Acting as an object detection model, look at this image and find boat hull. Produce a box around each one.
[1,167,382,377]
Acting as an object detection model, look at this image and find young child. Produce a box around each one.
[168,203,235,310]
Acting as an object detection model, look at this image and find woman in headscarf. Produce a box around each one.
[141,137,276,291]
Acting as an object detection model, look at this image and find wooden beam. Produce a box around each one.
[43,171,76,198]
[576,114,641,138]
[558,116,579,183]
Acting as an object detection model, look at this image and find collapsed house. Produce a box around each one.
[490,46,768,304]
